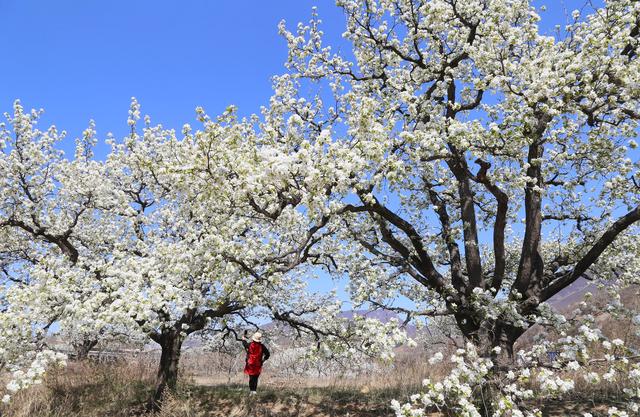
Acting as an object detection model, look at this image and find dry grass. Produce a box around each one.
[2,361,154,417]
[0,343,634,416]
[0,360,423,417]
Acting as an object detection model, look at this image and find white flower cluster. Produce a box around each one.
[2,350,67,404]
[393,343,498,417]
[394,319,640,416]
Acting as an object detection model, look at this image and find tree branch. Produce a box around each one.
[540,204,640,302]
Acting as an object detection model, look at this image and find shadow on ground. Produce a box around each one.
[154,384,395,417]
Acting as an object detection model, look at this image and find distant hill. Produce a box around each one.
[546,277,598,310]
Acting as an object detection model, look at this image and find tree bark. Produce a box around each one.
[471,322,525,417]
[148,331,184,410]
[471,319,524,359]
[491,323,524,367]
[72,339,98,361]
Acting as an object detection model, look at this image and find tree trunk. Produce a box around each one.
[148,331,184,410]
[491,322,523,367]
[73,339,98,361]
[472,322,525,416]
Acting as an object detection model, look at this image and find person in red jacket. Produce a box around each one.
[242,330,270,395]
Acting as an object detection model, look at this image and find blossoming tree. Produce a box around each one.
[100,104,343,406]
[0,101,126,405]
[121,103,413,405]
[273,0,640,414]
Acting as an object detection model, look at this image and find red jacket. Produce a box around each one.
[243,341,270,376]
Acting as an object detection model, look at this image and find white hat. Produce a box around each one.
[251,332,263,342]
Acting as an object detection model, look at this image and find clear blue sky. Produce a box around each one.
[0,1,349,158]
[0,0,585,158]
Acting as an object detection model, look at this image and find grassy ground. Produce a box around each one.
[1,361,411,417]
[156,384,399,417]
[0,361,631,417]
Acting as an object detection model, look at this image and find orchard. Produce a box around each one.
[0,0,639,416]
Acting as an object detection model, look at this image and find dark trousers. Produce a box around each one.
[249,374,259,391]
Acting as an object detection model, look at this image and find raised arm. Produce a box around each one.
[241,330,249,351]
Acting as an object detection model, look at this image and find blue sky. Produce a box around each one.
[0,0,585,157]
[0,1,348,158]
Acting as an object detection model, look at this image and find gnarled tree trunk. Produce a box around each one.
[148,330,184,410]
